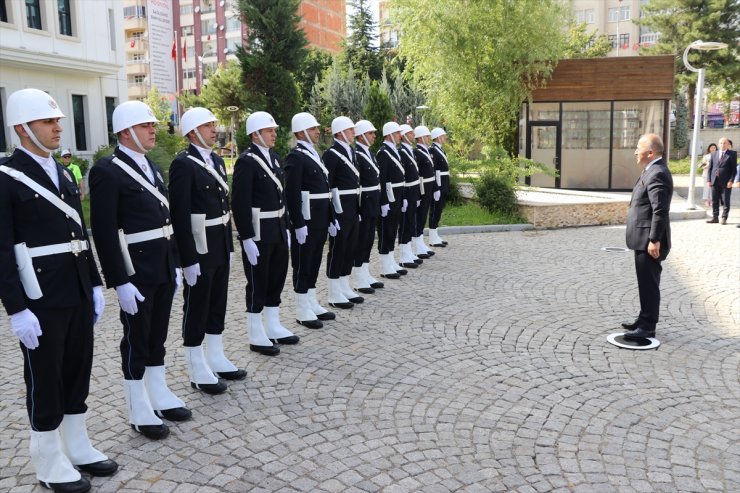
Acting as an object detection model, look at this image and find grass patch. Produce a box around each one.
[439,199,527,226]
[668,156,692,174]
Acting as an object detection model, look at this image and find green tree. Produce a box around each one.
[393,0,569,148]
[343,0,383,80]
[363,82,394,152]
[296,48,333,108]
[178,61,250,124]
[637,0,740,120]
[143,88,187,175]
[563,22,612,59]
[672,89,689,158]
[322,60,369,121]
[389,71,425,125]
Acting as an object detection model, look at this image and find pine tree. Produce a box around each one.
[363,82,394,153]
[344,0,383,80]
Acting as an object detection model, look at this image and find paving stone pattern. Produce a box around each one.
[1,219,738,492]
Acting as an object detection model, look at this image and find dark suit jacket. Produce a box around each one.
[355,144,381,219]
[89,147,178,288]
[625,158,673,260]
[376,143,405,207]
[169,144,233,268]
[231,144,288,244]
[399,143,421,203]
[0,149,102,315]
[707,149,737,186]
[322,141,360,218]
[431,143,450,194]
[283,143,332,230]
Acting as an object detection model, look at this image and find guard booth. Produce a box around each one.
[520,55,675,190]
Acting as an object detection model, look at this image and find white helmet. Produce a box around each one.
[181,107,217,136]
[354,120,376,136]
[246,111,278,135]
[382,121,401,136]
[331,116,354,135]
[399,124,413,135]
[430,127,447,140]
[112,101,158,134]
[414,125,431,139]
[291,112,320,134]
[5,88,65,127]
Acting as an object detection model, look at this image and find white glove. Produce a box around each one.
[92,286,105,324]
[417,200,421,207]
[295,226,308,245]
[286,229,291,249]
[328,222,338,237]
[401,199,408,213]
[174,268,182,297]
[115,282,145,316]
[183,263,201,287]
[433,190,441,201]
[242,238,260,266]
[359,214,362,222]
[10,309,42,350]
[381,204,390,217]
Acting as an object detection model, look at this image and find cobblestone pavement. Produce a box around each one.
[1,219,738,493]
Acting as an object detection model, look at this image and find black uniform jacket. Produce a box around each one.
[0,150,102,315]
[283,142,332,230]
[708,149,738,185]
[431,143,450,194]
[355,144,381,219]
[625,159,672,260]
[322,141,360,219]
[399,143,421,203]
[231,143,288,244]
[376,143,406,207]
[89,147,178,288]
[414,144,437,193]
[169,144,233,268]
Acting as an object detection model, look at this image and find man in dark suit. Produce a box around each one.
[413,125,436,259]
[169,107,246,393]
[1,88,117,492]
[428,128,450,247]
[376,122,407,279]
[232,111,299,356]
[90,101,190,441]
[398,124,423,268]
[622,133,673,340]
[706,137,736,225]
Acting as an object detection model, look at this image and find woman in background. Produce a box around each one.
[699,143,717,208]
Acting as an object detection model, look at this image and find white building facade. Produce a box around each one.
[0,0,128,158]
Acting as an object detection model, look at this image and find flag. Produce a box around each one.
[130,38,135,48]
[182,39,187,62]
[171,40,176,60]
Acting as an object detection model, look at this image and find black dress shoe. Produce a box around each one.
[191,380,227,395]
[431,242,446,247]
[417,253,430,259]
[370,281,384,288]
[297,318,324,329]
[357,286,375,294]
[380,272,400,279]
[621,321,638,331]
[706,218,719,223]
[271,335,300,345]
[623,327,656,340]
[250,344,280,355]
[77,459,119,477]
[317,311,335,320]
[155,407,192,421]
[426,250,435,256]
[400,262,418,268]
[216,369,247,380]
[131,423,170,440]
[413,258,423,264]
[329,301,354,309]
[397,268,408,275]
[442,240,448,245]
[348,295,364,304]
[40,478,90,493]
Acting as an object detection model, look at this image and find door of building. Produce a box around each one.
[526,122,561,188]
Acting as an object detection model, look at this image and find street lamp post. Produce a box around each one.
[416,105,429,126]
[683,40,728,209]
[226,105,239,167]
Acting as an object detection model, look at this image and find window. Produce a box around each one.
[123,5,146,18]
[608,7,619,22]
[26,0,42,29]
[620,5,630,21]
[105,97,116,144]
[202,40,216,57]
[131,30,144,40]
[574,10,585,24]
[130,74,146,85]
[201,19,216,35]
[58,0,72,36]
[180,4,193,15]
[128,53,145,63]
[183,68,196,79]
[71,95,87,151]
[619,33,629,48]
[585,9,595,23]
[182,24,193,36]
[608,34,618,49]
[226,16,240,32]
[226,38,240,54]
[1,1,9,23]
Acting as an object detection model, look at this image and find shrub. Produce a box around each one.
[475,171,518,215]
[446,172,465,206]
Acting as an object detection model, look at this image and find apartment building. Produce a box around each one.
[0,0,128,157]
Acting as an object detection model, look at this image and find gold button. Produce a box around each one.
[166,218,170,223]
[61,194,65,199]
[34,194,39,198]
[71,232,76,238]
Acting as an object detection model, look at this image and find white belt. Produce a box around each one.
[305,192,331,199]
[337,188,360,196]
[360,185,381,192]
[390,182,405,188]
[28,239,89,258]
[422,177,436,183]
[438,171,450,176]
[258,207,285,219]
[126,224,174,244]
[204,212,231,227]
[404,179,420,187]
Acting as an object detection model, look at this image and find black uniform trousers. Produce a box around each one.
[242,240,289,313]
[710,185,733,219]
[181,264,229,346]
[355,216,377,267]
[377,202,402,254]
[634,250,662,331]
[416,184,434,237]
[291,226,328,293]
[23,299,94,431]
[327,216,359,278]
[428,193,447,229]
[398,196,418,244]
[120,281,176,380]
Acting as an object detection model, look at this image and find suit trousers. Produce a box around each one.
[327,216,359,278]
[242,240,289,313]
[120,282,176,380]
[634,250,662,331]
[415,192,433,237]
[355,215,377,267]
[398,199,418,244]
[428,193,447,229]
[22,302,94,431]
[377,204,401,254]
[181,264,229,346]
[711,185,733,219]
[291,227,328,293]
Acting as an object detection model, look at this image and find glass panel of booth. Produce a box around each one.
[611,101,665,189]
[561,102,610,189]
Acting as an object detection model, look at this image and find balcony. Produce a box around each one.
[128,83,150,99]
[126,40,148,53]
[124,16,147,31]
[126,60,149,75]
[639,32,661,46]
